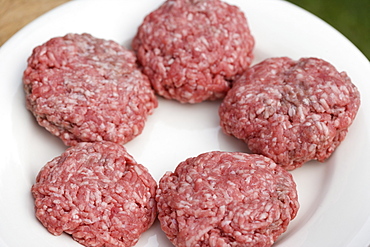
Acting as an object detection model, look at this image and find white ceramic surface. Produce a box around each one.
[0,0,369,246]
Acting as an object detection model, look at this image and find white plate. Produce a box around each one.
[0,0,369,246]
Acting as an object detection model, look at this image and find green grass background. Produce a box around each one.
[286,0,370,60]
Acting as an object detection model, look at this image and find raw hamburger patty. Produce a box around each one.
[31,142,157,247]
[132,0,255,103]
[23,33,158,146]
[219,57,361,170]
[156,151,299,247]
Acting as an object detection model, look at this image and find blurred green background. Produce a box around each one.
[286,0,370,60]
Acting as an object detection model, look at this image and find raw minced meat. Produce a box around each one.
[132,0,254,103]
[23,33,158,146]
[31,142,157,247]
[219,57,361,170]
[156,151,299,247]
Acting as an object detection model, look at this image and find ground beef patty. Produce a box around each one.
[219,57,361,170]
[31,142,157,247]
[156,151,299,247]
[23,33,157,146]
[132,0,254,103]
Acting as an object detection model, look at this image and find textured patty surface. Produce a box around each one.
[132,0,254,103]
[32,142,157,247]
[24,33,157,146]
[157,151,299,247]
[219,57,361,170]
